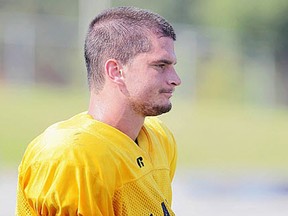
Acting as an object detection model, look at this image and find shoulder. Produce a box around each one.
[144,117,175,143]
[143,117,177,180]
[144,117,177,158]
[19,116,120,195]
[20,113,117,174]
[144,117,168,132]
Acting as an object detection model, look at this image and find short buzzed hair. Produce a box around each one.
[84,6,176,92]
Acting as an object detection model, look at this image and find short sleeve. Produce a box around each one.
[16,161,114,216]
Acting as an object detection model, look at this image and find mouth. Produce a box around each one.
[159,89,174,98]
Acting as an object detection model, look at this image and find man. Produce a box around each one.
[16,6,181,215]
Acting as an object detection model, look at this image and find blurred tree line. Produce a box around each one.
[196,0,288,104]
[1,0,288,105]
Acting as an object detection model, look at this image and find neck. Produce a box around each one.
[88,91,145,141]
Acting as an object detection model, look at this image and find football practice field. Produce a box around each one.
[1,85,288,215]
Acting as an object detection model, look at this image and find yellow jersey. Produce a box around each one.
[16,112,177,215]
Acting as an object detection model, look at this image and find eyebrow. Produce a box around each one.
[151,59,177,65]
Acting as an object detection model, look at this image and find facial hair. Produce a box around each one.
[130,99,172,117]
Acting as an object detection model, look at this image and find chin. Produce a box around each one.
[131,99,172,117]
[145,103,172,116]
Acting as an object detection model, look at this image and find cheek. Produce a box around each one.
[130,84,158,100]
[127,77,151,92]
[125,71,160,98]
[133,84,151,96]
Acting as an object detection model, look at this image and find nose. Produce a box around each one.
[169,68,181,86]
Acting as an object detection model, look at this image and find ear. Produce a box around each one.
[105,59,124,84]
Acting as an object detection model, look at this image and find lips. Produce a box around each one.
[159,88,174,94]
[159,89,174,98]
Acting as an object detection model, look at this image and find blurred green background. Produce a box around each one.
[1,0,288,173]
[1,86,288,172]
[1,1,288,215]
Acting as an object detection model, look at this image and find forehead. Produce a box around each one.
[148,35,176,63]
[128,34,176,65]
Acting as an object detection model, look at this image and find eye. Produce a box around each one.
[157,64,166,69]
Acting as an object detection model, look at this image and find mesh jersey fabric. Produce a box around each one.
[16,112,177,216]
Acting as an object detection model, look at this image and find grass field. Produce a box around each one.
[0,85,88,166]
[1,85,288,173]
[1,85,288,215]
[163,98,288,172]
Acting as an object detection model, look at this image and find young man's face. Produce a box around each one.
[123,34,181,117]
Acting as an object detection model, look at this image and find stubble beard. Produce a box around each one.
[131,100,172,117]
